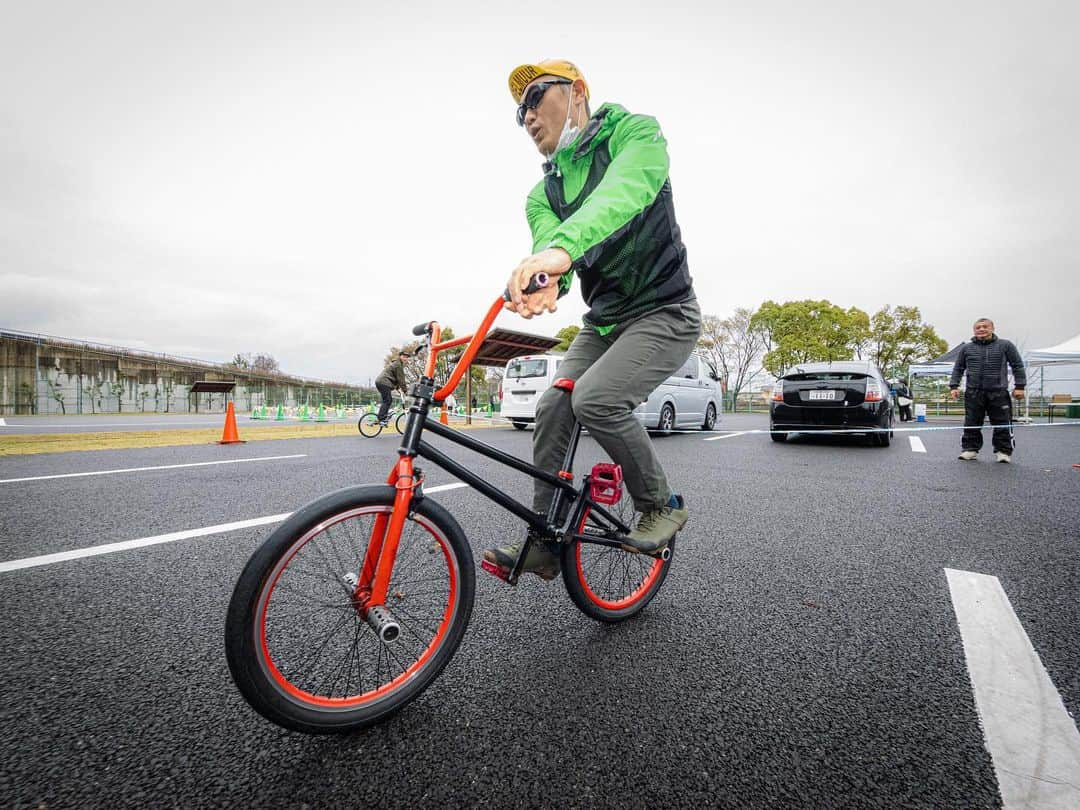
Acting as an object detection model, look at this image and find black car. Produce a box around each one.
[769,360,893,446]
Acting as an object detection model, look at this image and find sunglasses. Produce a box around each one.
[516,79,571,126]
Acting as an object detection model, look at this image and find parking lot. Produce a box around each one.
[1,414,1078,807]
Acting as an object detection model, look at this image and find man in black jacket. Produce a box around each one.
[949,318,1026,462]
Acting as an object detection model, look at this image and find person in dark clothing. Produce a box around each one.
[894,378,913,422]
[374,351,409,424]
[949,318,1026,462]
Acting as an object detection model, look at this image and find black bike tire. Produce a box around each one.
[225,485,475,734]
[561,510,674,623]
[394,412,408,434]
[358,413,382,437]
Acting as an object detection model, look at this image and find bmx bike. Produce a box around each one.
[225,282,677,734]
[357,408,407,437]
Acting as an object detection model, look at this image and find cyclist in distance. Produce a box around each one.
[374,350,409,426]
[485,58,702,580]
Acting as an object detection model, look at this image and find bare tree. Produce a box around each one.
[697,307,766,405]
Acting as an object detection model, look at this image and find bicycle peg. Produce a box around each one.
[502,272,549,302]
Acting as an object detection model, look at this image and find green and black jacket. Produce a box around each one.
[527,103,694,333]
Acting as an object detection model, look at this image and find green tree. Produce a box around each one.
[751,299,871,377]
[867,305,948,379]
[553,325,580,352]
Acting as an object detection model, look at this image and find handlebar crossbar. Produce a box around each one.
[422,274,551,402]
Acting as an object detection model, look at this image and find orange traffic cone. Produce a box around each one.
[219,401,245,444]
[439,406,448,425]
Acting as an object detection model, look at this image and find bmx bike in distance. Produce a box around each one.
[357,408,407,437]
[225,279,678,733]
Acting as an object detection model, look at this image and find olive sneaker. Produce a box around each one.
[623,495,689,554]
[483,533,561,581]
[995,452,1013,463]
[958,450,978,461]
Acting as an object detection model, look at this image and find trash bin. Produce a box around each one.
[1067,403,1080,419]
[915,403,927,422]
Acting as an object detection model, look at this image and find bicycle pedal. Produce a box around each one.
[480,559,514,584]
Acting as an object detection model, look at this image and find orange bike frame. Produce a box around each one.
[356,296,505,606]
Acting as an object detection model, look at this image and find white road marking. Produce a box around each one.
[0,420,236,429]
[945,568,1080,808]
[0,482,470,573]
[0,418,5,426]
[0,454,308,484]
[909,436,927,453]
[704,430,753,442]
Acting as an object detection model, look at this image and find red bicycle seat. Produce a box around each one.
[553,378,575,392]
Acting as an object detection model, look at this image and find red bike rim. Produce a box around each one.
[256,506,459,708]
[573,509,665,610]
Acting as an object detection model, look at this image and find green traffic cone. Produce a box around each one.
[276,404,284,420]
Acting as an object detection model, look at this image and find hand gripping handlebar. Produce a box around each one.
[502,272,549,302]
[411,273,548,337]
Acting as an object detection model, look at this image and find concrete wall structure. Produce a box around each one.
[0,329,370,416]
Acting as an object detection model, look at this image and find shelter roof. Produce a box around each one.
[468,328,561,368]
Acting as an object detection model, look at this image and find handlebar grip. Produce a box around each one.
[502,272,550,302]
[412,321,433,336]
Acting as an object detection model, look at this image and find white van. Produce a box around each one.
[633,353,722,433]
[501,351,721,434]
[500,353,564,430]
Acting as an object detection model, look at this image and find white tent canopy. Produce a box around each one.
[1026,333,1080,366]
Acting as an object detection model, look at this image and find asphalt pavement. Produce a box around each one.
[1,414,1078,808]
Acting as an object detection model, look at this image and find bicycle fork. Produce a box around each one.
[350,457,420,643]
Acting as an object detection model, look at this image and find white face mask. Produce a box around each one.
[548,86,579,157]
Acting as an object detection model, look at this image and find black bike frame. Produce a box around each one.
[396,378,634,575]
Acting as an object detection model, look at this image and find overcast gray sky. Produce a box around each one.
[2,0,1078,384]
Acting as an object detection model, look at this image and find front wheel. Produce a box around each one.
[225,485,475,734]
[702,403,717,431]
[562,494,673,623]
[394,411,408,434]
[358,413,382,437]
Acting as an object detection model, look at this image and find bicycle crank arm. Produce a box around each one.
[566,532,671,560]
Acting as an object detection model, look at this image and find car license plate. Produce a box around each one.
[808,390,835,401]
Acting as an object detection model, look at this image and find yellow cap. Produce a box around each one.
[508,59,589,103]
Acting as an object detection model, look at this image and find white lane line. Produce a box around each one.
[704,430,753,442]
[0,420,235,429]
[0,418,6,426]
[0,454,308,484]
[909,436,927,453]
[945,568,1080,808]
[0,482,470,573]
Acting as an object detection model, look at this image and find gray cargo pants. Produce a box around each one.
[532,297,702,516]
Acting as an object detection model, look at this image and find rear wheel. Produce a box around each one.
[770,425,787,442]
[877,417,892,447]
[511,419,527,431]
[562,490,673,623]
[702,403,717,431]
[225,485,475,734]
[357,413,382,437]
[657,404,676,435]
